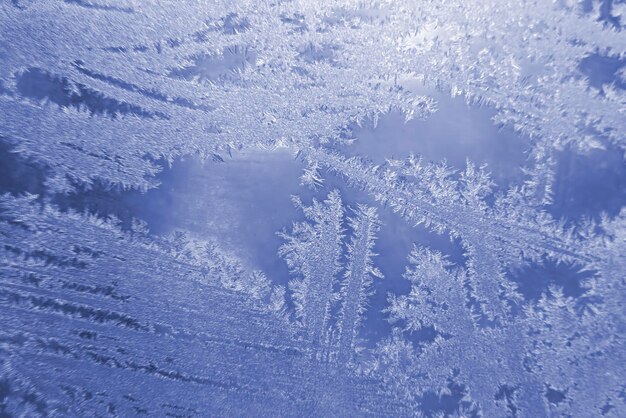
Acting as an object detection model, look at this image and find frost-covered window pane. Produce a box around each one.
[1,0,625,416]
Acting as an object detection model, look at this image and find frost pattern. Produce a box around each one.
[1,0,625,416]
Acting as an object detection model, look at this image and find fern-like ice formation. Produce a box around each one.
[1,0,625,416]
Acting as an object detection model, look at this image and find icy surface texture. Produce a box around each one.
[1,0,625,416]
